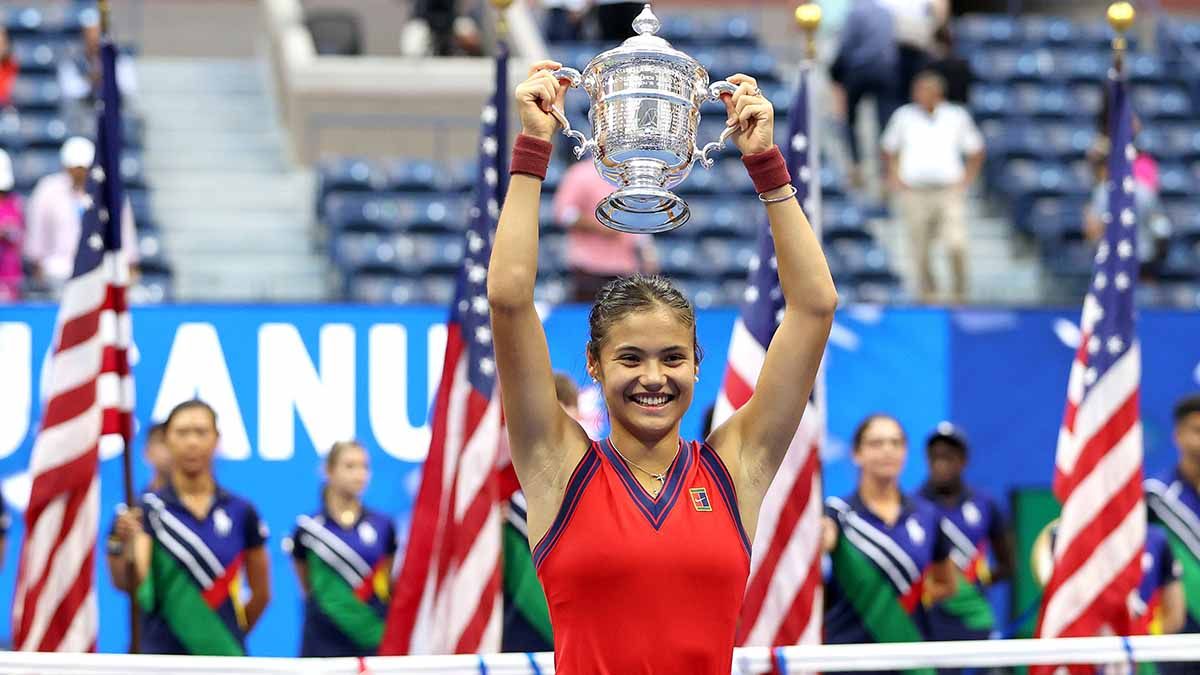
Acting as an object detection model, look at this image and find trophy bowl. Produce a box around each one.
[548,4,738,234]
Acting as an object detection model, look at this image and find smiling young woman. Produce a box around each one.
[487,60,838,674]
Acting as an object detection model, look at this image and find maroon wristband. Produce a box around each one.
[742,146,791,194]
[510,134,553,180]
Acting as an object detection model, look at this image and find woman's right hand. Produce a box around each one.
[516,60,568,142]
[114,507,144,544]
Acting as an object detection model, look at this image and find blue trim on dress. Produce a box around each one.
[599,438,692,530]
[699,443,752,559]
[531,445,601,569]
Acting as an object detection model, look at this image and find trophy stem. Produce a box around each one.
[597,157,690,234]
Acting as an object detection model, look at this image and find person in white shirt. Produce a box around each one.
[23,137,139,295]
[881,71,984,304]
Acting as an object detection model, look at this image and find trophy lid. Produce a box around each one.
[622,4,671,50]
[589,4,696,67]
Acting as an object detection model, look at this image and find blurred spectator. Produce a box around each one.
[0,149,22,301]
[881,71,984,304]
[58,18,138,128]
[401,0,483,57]
[593,0,643,42]
[880,0,948,98]
[927,25,972,105]
[24,137,139,294]
[552,161,658,302]
[543,0,587,42]
[919,423,1013,652]
[0,27,19,108]
[830,0,899,185]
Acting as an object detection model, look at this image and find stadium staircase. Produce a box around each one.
[138,58,328,301]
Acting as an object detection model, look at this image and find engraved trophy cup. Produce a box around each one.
[548,4,738,234]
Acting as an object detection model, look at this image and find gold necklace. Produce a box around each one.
[610,439,678,495]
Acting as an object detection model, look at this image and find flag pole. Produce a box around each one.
[98,0,141,653]
[795,2,827,449]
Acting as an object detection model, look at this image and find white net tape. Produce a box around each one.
[1,635,1199,675]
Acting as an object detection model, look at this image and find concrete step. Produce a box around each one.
[145,131,284,158]
[163,229,316,256]
[144,149,289,173]
[174,256,333,301]
[157,211,312,234]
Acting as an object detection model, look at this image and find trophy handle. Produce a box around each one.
[695,80,740,169]
[548,67,597,160]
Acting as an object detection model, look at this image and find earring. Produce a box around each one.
[694,375,700,382]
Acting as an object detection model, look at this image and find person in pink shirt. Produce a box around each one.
[23,137,139,295]
[552,160,658,302]
[0,149,22,301]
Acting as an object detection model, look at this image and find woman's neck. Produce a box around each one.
[171,470,214,497]
[325,490,362,523]
[859,475,902,507]
[609,425,680,468]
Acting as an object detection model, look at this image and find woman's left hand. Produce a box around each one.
[722,73,774,156]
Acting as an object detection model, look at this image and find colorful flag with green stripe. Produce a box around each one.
[830,533,934,675]
[305,551,386,650]
[137,541,245,656]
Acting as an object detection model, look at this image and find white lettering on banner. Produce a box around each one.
[152,323,252,459]
[258,324,355,461]
[368,324,446,463]
[0,323,32,459]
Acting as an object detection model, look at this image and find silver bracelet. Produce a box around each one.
[758,184,797,204]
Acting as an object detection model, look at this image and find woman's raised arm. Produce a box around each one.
[487,61,589,503]
[708,74,839,523]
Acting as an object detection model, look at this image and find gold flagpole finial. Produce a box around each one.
[795,3,822,62]
[98,0,111,36]
[490,0,513,40]
[1106,1,1135,68]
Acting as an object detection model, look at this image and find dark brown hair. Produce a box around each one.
[851,413,906,452]
[163,399,217,432]
[587,274,702,365]
[1174,394,1200,426]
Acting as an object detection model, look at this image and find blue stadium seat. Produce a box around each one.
[420,275,457,304]
[957,15,1018,48]
[136,231,171,275]
[1126,54,1170,85]
[9,73,60,111]
[10,38,58,74]
[129,272,174,304]
[674,278,723,309]
[969,83,1014,119]
[1133,84,1193,120]
[1020,16,1077,49]
[14,111,69,150]
[1164,198,1200,236]
[334,232,396,272]
[698,236,756,279]
[1159,235,1200,281]
[127,188,151,224]
[13,148,57,191]
[969,50,1021,84]
[538,234,567,275]
[1024,195,1087,241]
[1157,163,1197,198]
[384,158,440,192]
[346,273,419,304]
[317,158,386,198]
[323,192,402,232]
[657,238,700,276]
[1043,231,1095,278]
[535,279,570,305]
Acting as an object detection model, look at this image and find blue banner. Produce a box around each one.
[0,304,1197,655]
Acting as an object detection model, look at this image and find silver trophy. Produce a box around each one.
[548,4,738,234]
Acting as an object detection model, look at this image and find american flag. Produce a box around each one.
[1034,66,1145,673]
[712,65,825,650]
[11,41,133,652]
[380,44,508,655]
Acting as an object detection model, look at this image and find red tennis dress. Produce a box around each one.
[533,439,751,674]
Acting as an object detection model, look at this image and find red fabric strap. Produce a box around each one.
[742,146,791,194]
[510,134,553,180]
